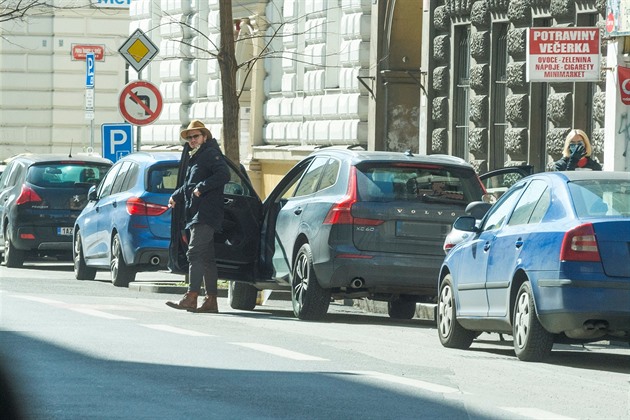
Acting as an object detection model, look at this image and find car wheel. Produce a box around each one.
[513,282,554,362]
[73,230,96,281]
[110,233,135,287]
[228,281,258,310]
[437,274,476,349]
[291,243,330,320]
[388,297,416,319]
[3,229,24,268]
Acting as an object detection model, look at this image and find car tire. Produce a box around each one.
[513,281,554,362]
[291,243,331,321]
[388,297,416,319]
[228,281,258,311]
[73,230,96,281]
[110,233,135,287]
[3,229,24,268]
[437,274,476,349]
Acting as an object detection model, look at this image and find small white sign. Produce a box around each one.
[85,89,95,120]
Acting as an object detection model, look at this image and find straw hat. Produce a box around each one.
[180,120,212,140]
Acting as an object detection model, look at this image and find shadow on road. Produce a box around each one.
[0,331,492,419]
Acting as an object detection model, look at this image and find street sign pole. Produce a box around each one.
[85,53,95,152]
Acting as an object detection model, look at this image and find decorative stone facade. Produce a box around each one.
[428,0,605,173]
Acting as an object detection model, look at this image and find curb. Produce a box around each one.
[130,282,436,321]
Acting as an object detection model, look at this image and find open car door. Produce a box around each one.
[480,165,534,201]
[168,143,263,283]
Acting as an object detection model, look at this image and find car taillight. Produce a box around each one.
[323,167,384,226]
[16,185,43,205]
[126,197,169,216]
[560,223,601,262]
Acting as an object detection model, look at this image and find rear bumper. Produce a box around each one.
[315,250,442,297]
[534,276,630,334]
[13,226,73,252]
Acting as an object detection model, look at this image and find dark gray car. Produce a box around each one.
[170,147,528,321]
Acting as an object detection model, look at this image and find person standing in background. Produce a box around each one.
[554,129,602,171]
[166,120,230,313]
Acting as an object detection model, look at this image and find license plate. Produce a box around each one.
[57,227,73,236]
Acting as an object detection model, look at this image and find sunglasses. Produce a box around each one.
[186,133,202,141]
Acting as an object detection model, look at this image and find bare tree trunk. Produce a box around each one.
[218,0,240,165]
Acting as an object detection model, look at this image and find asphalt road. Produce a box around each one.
[1,261,629,419]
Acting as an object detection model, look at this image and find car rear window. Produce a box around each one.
[356,163,482,204]
[569,179,630,217]
[28,163,110,187]
[147,164,179,193]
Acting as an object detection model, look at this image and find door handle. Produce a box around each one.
[515,238,523,249]
[224,198,234,205]
[294,207,302,215]
[483,241,491,251]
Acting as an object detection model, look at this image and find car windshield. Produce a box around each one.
[569,179,630,217]
[356,163,482,204]
[147,164,179,193]
[28,162,110,187]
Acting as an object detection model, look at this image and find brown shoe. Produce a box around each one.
[194,294,218,313]
[166,291,198,310]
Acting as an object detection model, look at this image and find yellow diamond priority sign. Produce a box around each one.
[118,29,159,73]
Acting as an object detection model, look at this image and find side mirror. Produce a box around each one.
[465,201,492,219]
[88,185,97,201]
[453,216,478,232]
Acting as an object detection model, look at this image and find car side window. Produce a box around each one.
[481,184,525,232]
[317,158,340,191]
[224,165,251,196]
[97,165,121,199]
[4,162,23,188]
[111,162,133,194]
[121,163,140,192]
[507,180,549,226]
[293,157,327,198]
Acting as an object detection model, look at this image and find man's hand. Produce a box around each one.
[168,196,176,208]
[193,188,201,197]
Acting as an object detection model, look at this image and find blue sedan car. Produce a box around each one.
[437,171,630,361]
[73,152,180,287]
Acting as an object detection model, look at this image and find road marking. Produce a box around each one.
[12,295,132,319]
[69,308,131,320]
[347,371,460,394]
[231,343,328,361]
[140,324,213,337]
[501,407,576,420]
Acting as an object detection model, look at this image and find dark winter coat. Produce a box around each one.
[171,138,230,231]
[553,155,602,171]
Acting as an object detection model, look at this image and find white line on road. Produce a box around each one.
[230,342,329,361]
[140,324,213,337]
[347,371,460,394]
[69,308,132,320]
[11,295,132,319]
[500,407,576,420]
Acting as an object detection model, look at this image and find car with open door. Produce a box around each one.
[169,145,532,321]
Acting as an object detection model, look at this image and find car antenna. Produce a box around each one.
[404,149,414,157]
[69,138,73,158]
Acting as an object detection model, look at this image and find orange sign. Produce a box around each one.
[72,44,105,61]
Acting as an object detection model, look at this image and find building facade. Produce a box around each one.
[0,1,131,158]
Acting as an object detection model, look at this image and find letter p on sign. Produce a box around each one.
[101,123,133,162]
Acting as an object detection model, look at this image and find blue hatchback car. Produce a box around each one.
[437,171,630,361]
[73,152,180,287]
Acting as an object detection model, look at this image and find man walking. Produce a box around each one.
[166,120,230,313]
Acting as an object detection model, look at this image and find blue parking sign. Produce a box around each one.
[86,53,95,88]
[101,123,133,162]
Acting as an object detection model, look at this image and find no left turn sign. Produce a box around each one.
[119,80,163,126]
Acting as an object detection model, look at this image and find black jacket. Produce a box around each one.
[171,139,230,231]
[553,155,602,171]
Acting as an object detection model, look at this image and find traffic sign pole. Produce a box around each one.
[85,53,95,152]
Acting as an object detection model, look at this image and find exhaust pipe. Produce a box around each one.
[350,278,364,289]
[150,256,161,266]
